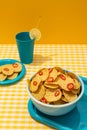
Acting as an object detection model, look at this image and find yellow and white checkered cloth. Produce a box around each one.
[0,43,87,130]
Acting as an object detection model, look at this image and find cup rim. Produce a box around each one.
[15,32,35,42]
[27,71,84,108]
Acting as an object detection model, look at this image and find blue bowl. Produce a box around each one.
[27,70,84,116]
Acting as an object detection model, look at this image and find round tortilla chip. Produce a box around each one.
[61,95,68,102]
[49,68,58,81]
[57,74,75,91]
[67,72,77,79]
[74,79,81,89]
[32,85,46,100]
[44,88,62,102]
[0,73,7,81]
[7,72,18,80]
[44,83,59,89]
[63,90,77,102]
[30,75,41,92]
[72,88,80,95]
[1,64,14,76]
[12,62,22,72]
[37,68,49,81]
[54,99,66,105]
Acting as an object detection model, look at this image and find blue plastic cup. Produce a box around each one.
[15,32,35,64]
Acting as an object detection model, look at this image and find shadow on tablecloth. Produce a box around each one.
[31,54,52,66]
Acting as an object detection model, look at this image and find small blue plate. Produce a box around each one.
[0,59,26,85]
[28,76,87,130]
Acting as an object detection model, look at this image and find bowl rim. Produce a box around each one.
[27,70,84,108]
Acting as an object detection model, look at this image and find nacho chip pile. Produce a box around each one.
[0,62,22,81]
[28,67,81,105]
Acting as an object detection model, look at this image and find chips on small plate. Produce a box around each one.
[0,62,22,81]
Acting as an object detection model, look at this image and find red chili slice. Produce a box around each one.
[33,81,37,86]
[4,68,9,71]
[40,97,47,103]
[60,74,66,80]
[67,83,74,91]
[12,63,18,68]
[38,71,43,76]
[47,77,54,82]
[54,89,60,97]
[48,68,53,73]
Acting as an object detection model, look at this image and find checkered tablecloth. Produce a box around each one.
[0,43,87,130]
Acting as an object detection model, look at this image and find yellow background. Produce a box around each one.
[0,0,87,44]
